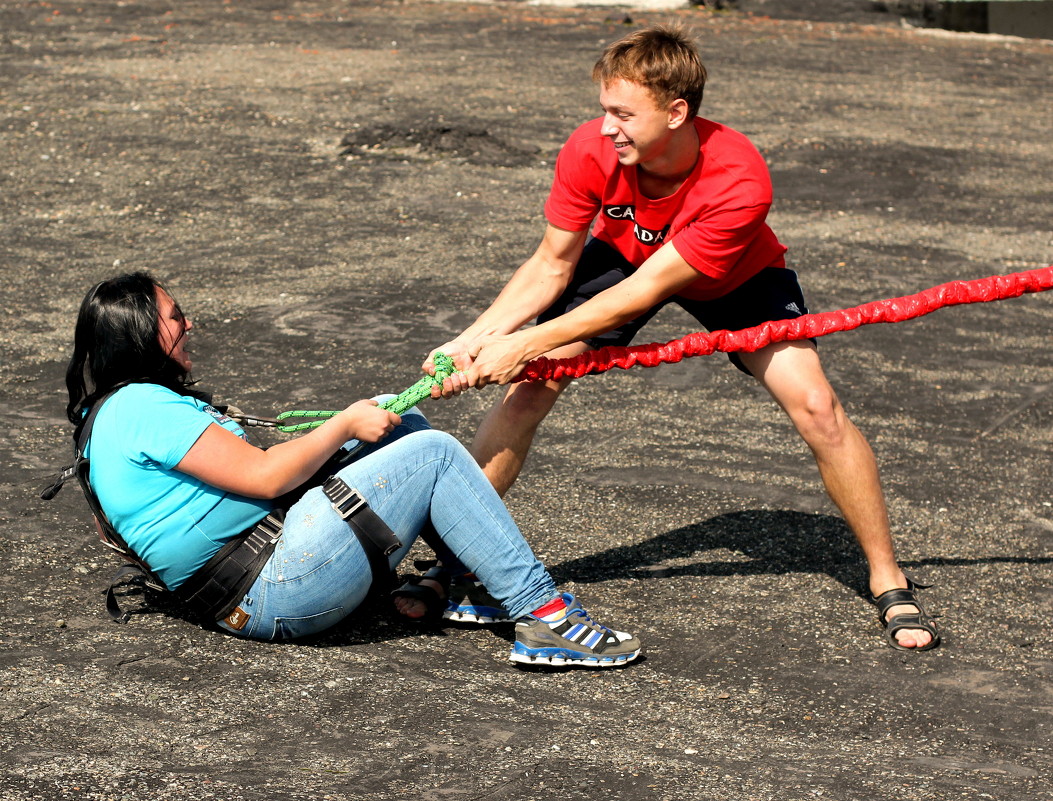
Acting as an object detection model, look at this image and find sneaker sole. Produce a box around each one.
[443,608,511,624]
[509,647,640,668]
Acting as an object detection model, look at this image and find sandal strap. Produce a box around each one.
[905,576,933,591]
[419,565,451,585]
[884,611,940,652]
[390,566,451,622]
[872,587,921,617]
[391,578,441,601]
[870,576,933,618]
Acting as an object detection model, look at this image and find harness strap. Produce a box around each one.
[322,476,401,591]
[174,511,285,621]
[39,464,76,501]
[104,563,154,622]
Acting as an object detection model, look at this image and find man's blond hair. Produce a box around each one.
[592,24,707,117]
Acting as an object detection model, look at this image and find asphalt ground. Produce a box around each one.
[1,2,1051,799]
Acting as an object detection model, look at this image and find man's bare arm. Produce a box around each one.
[424,224,588,393]
[465,240,702,386]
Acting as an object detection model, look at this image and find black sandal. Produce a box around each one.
[391,565,450,623]
[871,577,941,652]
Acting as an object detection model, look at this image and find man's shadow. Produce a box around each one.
[546,508,1053,596]
[121,508,1048,647]
[548,509,870,594]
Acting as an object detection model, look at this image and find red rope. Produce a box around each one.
[515,265,1053,382]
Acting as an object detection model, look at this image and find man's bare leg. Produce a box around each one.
[470,341,590,497]
[740,341,935,649]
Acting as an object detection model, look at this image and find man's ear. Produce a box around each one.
[667,98,691,130]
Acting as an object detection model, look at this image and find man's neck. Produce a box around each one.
[637,121,699,199]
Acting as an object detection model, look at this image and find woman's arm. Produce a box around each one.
[175,399,399,499]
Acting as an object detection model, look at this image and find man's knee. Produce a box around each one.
[494,379,569,429]
[787,386,848,445]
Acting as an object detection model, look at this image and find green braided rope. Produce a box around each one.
[379,352,457,415]
[273,353,457,432]
[272,409,340,433]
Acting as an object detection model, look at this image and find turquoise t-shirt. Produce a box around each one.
[84,383,272,589]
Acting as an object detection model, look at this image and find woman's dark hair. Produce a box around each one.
[65,272,208,436]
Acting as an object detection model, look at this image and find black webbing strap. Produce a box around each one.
[174,511,285,621]
[38,464,76,502]
[104,563,157,622]
[40,390,118,502]
[322,476,401,591]
[101,512,284,624]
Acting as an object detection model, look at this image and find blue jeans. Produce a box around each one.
[217,408,558,641]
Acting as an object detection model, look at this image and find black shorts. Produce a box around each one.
[537,238,813,375]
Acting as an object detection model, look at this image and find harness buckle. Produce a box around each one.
[322,476,368,521]
[256,512,284,543]
[322,476,401,560]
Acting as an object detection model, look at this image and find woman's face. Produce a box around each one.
[156,286,193,372]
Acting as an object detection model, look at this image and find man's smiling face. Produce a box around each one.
[598,78,677,169]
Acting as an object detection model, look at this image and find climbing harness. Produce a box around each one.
[515,265,1053,382]
[39,389,284,622]
[41,389,401,623]
[230,352,459,432]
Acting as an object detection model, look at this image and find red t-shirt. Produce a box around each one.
[544,116,787,301]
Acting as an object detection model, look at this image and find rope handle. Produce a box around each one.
[271,352,458,432]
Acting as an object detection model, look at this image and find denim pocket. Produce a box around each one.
[272,606,346,640]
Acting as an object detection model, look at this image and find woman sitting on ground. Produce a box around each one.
[63,272,640,668]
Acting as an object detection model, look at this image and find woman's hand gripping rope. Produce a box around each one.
[230,353,460,433]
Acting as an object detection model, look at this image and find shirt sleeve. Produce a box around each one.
[116,385,216,470]
[543,132,602,231]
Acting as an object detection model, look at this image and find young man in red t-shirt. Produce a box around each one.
[425,25,938,651]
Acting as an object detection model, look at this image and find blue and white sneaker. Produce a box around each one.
[509,593,641,668]
[443,574,511,624]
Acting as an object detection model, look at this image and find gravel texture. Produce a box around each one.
[1,2,1050,799]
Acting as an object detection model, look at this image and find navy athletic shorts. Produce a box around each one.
[537,238,813,375]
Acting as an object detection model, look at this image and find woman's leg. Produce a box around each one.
[345,430,642,666]
[334,429,559,620]
[339,404,468,573]
[222,427,641,665]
